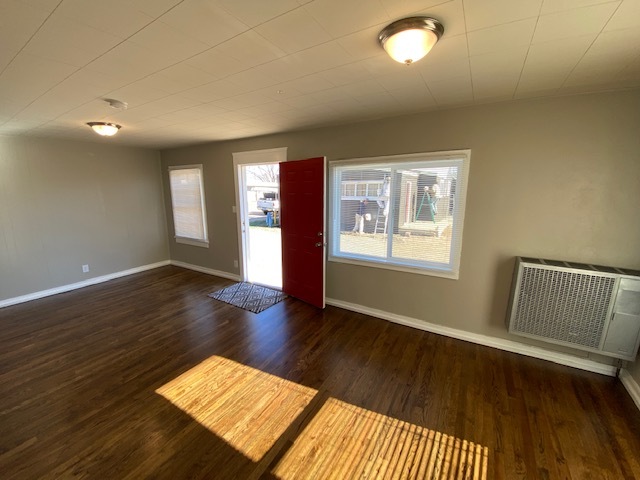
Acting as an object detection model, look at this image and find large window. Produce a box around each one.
[168,165,208,247]
[329,150,470,279]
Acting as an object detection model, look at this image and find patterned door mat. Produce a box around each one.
[208,282,287,313]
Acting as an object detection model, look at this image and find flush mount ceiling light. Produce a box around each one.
[87,122,121,137]
[378,16,444,65]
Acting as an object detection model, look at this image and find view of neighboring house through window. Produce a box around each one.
[329,150,470,279]
[168,165,208,247]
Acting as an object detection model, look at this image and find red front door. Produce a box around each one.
[280,157,326,308]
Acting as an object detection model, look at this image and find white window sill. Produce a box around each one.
[328,255,459,280]
[175,237,209,248]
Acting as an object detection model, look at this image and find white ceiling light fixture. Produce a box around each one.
[378,16,444,66]
[87,122,121,137]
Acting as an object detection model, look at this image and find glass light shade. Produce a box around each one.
[378,17,444,66]
[87,122,121,136]
[383,28,439,65]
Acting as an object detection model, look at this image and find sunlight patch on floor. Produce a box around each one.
[272,397,489,480]
[156,356,316,461]
[157,357,488,478]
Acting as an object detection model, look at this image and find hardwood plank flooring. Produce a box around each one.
[0,266,639,479]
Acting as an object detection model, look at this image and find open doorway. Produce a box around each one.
[242,164,282,288]
[233,148,287,290]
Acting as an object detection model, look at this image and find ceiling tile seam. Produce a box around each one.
[592,1,638,80]
[464,14,539,34]
[203,29,288,66]
[463,0,542,33]
[3,0,193,133]
[541,0,622,17]
[604,52,640,85]
[75,7,257,102]
[41,16,360,131]
[93,31,260,108]
[463,0,619,34]
[300,3,357,40]
[557,1,623,91]
[461,0,475,102]
[53,74,265,135]
[537,0,622,24]
[416,70,440,108]
[43,3,396,130]
[31,7,264,134]
[512,1,547,99]
[125,13,315,90]
[153,22,246,55]
[144,109,245,130]
[619,52,640,76]
[131,96,291,132]
[462,0,621,36]
[0,0,65,129]
[173,0,324,74]
[103,39,373,120]
[0,0,64,79]
[379,0,454,22]
[219,2,305,30]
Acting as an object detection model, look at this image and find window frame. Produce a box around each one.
[168,164,209,248]
[328,150,470,279]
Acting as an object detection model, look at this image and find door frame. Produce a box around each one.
[232,147,288,283]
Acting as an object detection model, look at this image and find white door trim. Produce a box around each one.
[232,147,288,282]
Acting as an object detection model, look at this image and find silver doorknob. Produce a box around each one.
[315,242,323,247]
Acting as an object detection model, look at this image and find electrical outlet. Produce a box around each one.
[233,260,238,268]
[82,264,89,273]
[232,205,236,213]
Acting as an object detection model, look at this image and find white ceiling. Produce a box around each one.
[1,0,639,149]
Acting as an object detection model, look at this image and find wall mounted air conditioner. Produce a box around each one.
[507,257,640,361]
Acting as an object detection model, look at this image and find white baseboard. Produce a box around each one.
[325,298,617,377]
[170,260,241,282]
[619,369,640,412]
[2,263,623,381]
[0,260,171,309]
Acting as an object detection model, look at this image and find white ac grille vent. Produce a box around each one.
[513,267,616,348]
[507,257,640,360]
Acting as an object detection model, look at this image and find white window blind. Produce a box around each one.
[329,151,470,279]
[169,165,208,247]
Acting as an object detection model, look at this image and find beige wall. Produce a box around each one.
[0,136,169,301]
[162,90,640,368]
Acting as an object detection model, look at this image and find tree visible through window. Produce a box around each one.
[329,151,470,279]
[168,165,208,247]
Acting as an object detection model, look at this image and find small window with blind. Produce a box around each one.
[168,165,208,248]
[329,150,470,279]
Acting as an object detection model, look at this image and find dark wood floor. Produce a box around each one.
[1,266,639,479]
